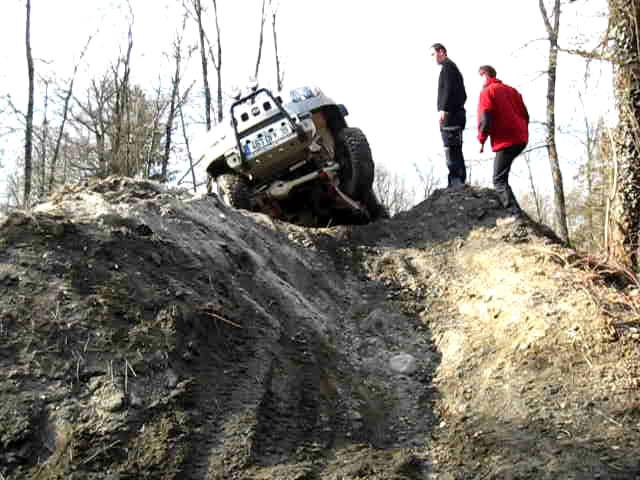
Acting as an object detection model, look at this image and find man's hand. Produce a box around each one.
[439,111,447,126]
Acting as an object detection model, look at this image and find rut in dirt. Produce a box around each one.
[174,210,442,479]
[5,178,638,480]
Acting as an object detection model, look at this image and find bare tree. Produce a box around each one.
[373,164,415,216]
[24,0,34,207]
[523,152,544,222]
[192,0,212,130]
[254,0,267,80]
[73,76,112,177]
[211,0,223,124]
[607,0,640,268]
[49,35,94,193]
[520,191,554,226]
[539,0,570,242]
[110,23,134,174]
[413,162,439,200]
[72,73,166,179]
[37,78,50,200]
[270,0,284,91]
[566,93,606,249]
[179,97,198,192]
[162,16,188,181]
[146,81,169,177]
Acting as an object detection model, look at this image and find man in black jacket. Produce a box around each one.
[431,43,467,187]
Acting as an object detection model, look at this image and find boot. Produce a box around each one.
[445,147,466,188]
[497,189,510,209]
[498,186,523,216]
[444,148,454,187]
[449,145,467,184]
[506,186,523,216]
[450,177,464,188]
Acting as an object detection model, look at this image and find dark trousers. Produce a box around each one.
[493,143,526,212]
[441,126,466,186]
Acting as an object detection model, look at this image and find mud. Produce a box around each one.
[0,178,639,479]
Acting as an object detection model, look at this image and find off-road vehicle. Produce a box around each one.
[198,84,385,225]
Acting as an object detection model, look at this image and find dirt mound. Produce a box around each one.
[1,178,639,479]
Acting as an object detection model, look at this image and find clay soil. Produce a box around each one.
[1,177,639,479]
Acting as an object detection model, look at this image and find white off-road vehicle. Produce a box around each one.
[197,84,385,225]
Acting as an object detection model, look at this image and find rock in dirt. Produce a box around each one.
[96,388,125,413]
[389,353,418,374]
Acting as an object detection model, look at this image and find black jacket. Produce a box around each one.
[437,58,467,127]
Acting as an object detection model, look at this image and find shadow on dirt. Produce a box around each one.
[10,179,633,480]
[437,413,640,479]
[0,178,443,479]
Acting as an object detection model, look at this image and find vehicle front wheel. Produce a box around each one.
[335,127,374,200]
[216,173,252,210]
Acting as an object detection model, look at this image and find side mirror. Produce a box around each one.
[338,104,349,117]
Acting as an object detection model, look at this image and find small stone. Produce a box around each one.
[129,392,143,408]
[166,369,179,388]
[99,390,125,412]
[389,353,417,374]
[150,252,162,266]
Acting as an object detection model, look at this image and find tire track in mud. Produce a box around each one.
[176,215,444,479]
[179,307,277,479]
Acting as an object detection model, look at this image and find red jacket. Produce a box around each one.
[477,77,529,152]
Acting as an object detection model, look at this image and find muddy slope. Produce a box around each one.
[1,178,639,479]
[0,178,432,480]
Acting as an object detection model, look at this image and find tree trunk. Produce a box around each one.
[254,0,267,81]
[162,22,185,182]
[147,85,165,178]
[123,27,133,175]
[50,75,76,192]
[271,1,283,91]
[539,0,570,243]
[39,80,49,199]
[213,0,223,124]
[524,153,543,222]
[194,0,212,131]
[24,0,34,207]
[50,35,93,190]
[179,101,198,192]
[607,0,640,269]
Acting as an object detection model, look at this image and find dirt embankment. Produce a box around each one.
[0,178,639,479]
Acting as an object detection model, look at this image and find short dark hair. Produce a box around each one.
[479,65,497,78]
[431,43,447,54]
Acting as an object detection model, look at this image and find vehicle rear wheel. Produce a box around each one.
[216,173,251,210]
[335,127,374,200]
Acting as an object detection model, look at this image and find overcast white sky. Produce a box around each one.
[0,0,612,204]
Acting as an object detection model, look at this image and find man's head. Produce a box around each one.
[478,65,497,85]
[430,43,447,65]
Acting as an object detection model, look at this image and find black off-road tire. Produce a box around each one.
[216,173,251,210]
[335,127,374,200]
[362,188,390,221]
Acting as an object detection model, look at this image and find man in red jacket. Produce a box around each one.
[477,65,529,215]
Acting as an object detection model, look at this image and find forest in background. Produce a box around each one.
[1,0,639,270]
